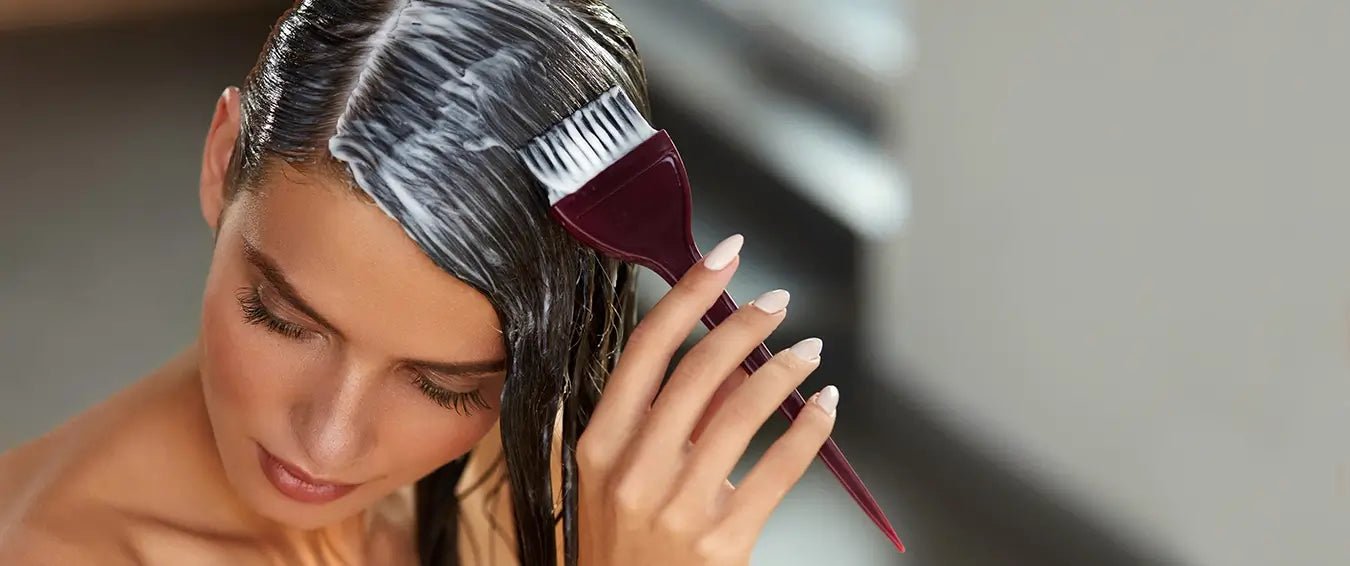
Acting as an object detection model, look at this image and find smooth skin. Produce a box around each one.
[0,88,838,565]
[577,237,839,565]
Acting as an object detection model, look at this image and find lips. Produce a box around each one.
[257,443,360,504]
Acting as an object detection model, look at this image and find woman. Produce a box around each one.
[0,0,839,564]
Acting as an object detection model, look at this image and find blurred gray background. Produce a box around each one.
[3,1,1349,565]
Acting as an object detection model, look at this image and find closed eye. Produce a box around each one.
[408,368,492,415]
[236,285,316,340]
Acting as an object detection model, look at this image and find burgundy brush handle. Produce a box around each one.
[549,131,904,552]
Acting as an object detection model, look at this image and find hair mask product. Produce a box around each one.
[228,1,651,563]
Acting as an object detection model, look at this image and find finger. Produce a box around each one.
[639,288,788,457]
[690,367,748,444]
[666,338,822,509]
[586,234,743,445]
[721,385,838,534]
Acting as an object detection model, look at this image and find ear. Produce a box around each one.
[200,87,241,233]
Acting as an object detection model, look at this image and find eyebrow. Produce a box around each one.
[240,239,507,378]
[242,239,342,333]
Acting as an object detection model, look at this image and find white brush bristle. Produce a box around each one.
[518,86,657,205]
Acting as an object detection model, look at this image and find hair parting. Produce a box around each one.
[228,1,649,564]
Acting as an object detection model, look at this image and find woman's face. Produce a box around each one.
[198,168,507,529]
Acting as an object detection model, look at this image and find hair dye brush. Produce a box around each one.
[518,86,903,552]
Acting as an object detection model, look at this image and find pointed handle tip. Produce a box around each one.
[874,516,907,551]
[889,533,906,553]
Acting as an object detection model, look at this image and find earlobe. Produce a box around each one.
[200,87,242,233]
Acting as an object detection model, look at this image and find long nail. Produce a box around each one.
[749,289,790,314]
[814,385,839,417]
[788,337,823,362]
[703,234,744,271]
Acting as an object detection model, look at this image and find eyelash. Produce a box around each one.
[234,286,490,416]
[410,371,492,416]
[236,286,313,340]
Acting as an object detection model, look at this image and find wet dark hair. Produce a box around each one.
[224,1,649,564]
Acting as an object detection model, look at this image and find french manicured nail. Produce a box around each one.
[749,289,790,314]
[788,337,823,362]
[702,234,744,271]
[813,385,839,417]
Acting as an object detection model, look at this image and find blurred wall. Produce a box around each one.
[869,2,1350,565]
[0,0,277,31]
[0,11,276,450]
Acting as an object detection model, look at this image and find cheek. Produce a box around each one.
[199,272,308,440]
[377,382,504,483]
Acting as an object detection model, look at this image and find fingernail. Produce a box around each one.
[702,234,744,271]
[814,385,839,417]
[788,337,823,362]
[749,289,790,314]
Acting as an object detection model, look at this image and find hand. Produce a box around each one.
[577,235,840,566]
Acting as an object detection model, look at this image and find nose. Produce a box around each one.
[290,362,378,476]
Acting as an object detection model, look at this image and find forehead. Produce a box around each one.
[233,173,505,361]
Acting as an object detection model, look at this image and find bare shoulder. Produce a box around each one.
[0,446,140,565]
[0,382,155,565]
[0,357,266,566]
[0,513,140,566]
